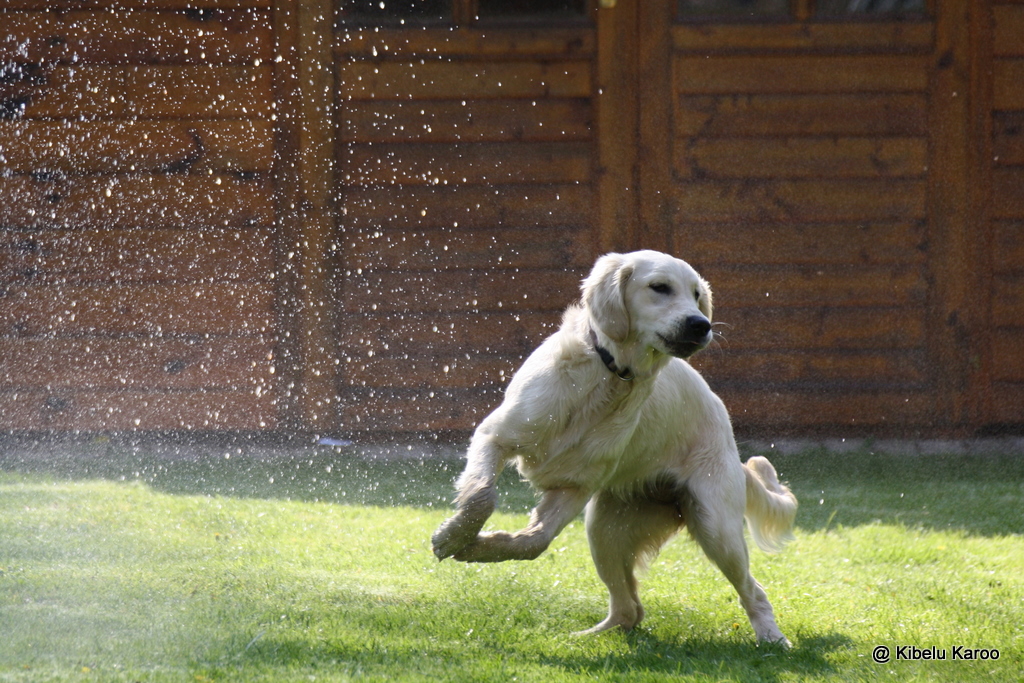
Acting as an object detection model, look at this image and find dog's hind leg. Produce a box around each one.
[687,468,790,646]
[451,487,591,563]
[578,490,684,634]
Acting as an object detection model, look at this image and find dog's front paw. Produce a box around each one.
[431,514,481,560]
[432,485,497,560]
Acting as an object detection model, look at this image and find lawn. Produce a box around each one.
[0,435,1021,682]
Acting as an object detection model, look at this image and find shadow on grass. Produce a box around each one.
[536,629,852,682]
[1,433,1022,536]
[230,631,851,682]
[202,583,853,682]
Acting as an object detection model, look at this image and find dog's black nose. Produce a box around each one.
[685,316,711,341]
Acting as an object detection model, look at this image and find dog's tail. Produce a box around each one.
[743,456,798,553]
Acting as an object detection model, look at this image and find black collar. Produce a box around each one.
[588,327,634,381]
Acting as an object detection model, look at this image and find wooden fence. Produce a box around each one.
[1,0,1021,437]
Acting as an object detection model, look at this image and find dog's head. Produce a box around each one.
[582,250,713,359]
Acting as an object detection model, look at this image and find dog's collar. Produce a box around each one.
[588,327,634,381]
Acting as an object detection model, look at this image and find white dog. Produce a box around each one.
[432,250,798,645]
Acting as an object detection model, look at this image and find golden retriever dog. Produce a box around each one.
[432,250,798,645]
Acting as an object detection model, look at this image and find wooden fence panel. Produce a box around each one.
[345,226,592,271]
[0,389,276,430]
[1,10,271,64]
[340,269,582,314]
[675,138,927,180]
[993,58,1024,110]
[337,60,592,101]
[0,283,275,336]
[676,93,929,137]
[0,228,274,285]
[341,142,591,186]
[1,0,1015,435]
[994,4,1024,57]
[335,27,597,432]
[674,179,927,223]
[993,112,1024,166]
[340,99,592,144]
[666,18,936,433]
[340,184,594,231]
[0,121,273,174]
[674,55,930,95]
[0,338,273,391]
[2,65,272,119]
[0,1,279,431]
[5,1,271,8]
[0,176,274,230]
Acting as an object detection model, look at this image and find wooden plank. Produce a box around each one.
[337,60,592,101]
[0,338,273,390]
[0,10,271,65]
[993,111,1024,167]
[335,311,561,356]
[596,0,639,252]
[705,306,926,351]
[336,305,923,363]
[0,282,275,336]
[339,141,591,186]
[672,21,933,54]
[0,175,274,229]
[0,228,274,284]
[338,387,498,432]
[992,274,1024,326]
[341,354,517,390]
[693,349,927,386]
[990,383,1024,425]
[339,183,594,230]
[337,27,595,59]
[696,264,926,308]
[340,268,583,314]
[339,99,592,144]
[992,168,1024,219]
[994,4,1024,57]
[993,58,1024,110]
[991,330,1024,382]
[923,0,992,433]
[674,55,930,95]
[0,121,273,174]
[3,1,270,9]
[973,0,999,433]
[345,225,594,271]
[270,0,340,431]
[679,221,927,266]
[715,389,936,431]
[676,93,928,137]
[3,65,272,119]
[992,221,1024,273]
[673,178,927,223]
[0,388,277,431]
[637,0,675,253]
[674,137,927,179]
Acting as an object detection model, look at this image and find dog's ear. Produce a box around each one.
[582,253,634,342]
[698,276,713,321]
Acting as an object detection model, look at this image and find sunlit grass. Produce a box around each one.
[0,437,1022,681]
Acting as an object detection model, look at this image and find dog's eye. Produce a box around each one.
[649,283,672,295]
[694,289,701,302]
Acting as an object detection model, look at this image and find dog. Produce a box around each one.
[431,250,798,645]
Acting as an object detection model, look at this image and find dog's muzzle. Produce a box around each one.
[659,315,712,359]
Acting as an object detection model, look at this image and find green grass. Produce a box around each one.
[0,436,1022,682]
